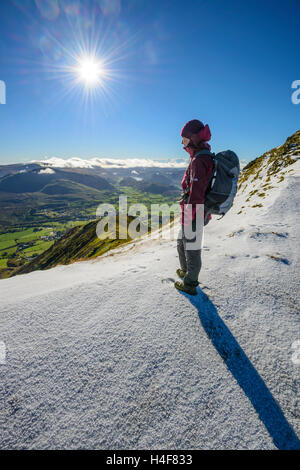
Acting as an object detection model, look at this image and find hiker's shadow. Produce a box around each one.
[178,287,300,450]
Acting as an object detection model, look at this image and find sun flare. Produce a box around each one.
[76,57,104,87]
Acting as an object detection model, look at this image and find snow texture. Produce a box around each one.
[0,161,299,450]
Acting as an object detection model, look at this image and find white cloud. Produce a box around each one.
[30,156,188,169]
[38,168,56,175]
[29,156,250,171]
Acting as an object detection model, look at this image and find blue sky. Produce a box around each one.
[0,0,299,164]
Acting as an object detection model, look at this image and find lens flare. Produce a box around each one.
[19,1,139,113]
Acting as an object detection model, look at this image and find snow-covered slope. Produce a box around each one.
[0,156,299,449]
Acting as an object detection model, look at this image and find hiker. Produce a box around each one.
[175,119,214,295]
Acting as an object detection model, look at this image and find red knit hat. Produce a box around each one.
[181,119,212,149]
[181,119,204,138]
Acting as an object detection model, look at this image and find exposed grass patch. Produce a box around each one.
[266,254,290,265]
[237,129,300,193]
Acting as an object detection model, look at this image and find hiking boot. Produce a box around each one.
[176,268,186,279]
[174,281,197,296]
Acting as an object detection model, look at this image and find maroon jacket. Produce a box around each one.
[180,152,214,225]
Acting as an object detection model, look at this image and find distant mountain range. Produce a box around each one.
[0,150,273,233]
[0,160,184,230]
[0,154,249,194]
[0,159,186,188]
[0,167,113,194]
[0,156,186,191]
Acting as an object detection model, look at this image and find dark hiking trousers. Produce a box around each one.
[177,219,202,288]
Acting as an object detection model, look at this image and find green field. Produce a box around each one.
[0,187,179,276]
[0,221,88,270]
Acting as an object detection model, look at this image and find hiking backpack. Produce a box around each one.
[196,149,240,217]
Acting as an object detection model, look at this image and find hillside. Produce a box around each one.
[0,132,299,449]
[40,179,104,196]
[119,176,178,196]
[0,167,113,193]
[236,129,300,213]
[11,215,148,276]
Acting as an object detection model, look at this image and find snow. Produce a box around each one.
[0,161,299,450]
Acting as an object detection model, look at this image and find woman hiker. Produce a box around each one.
[175,119,214,295]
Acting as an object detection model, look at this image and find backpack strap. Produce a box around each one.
[194,149,215,158]
[185,151,215,205]
[192,151,217,212]
[194,151,216,196]
[194,150,216,187]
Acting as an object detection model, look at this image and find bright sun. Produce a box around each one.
[76,57,103,87]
